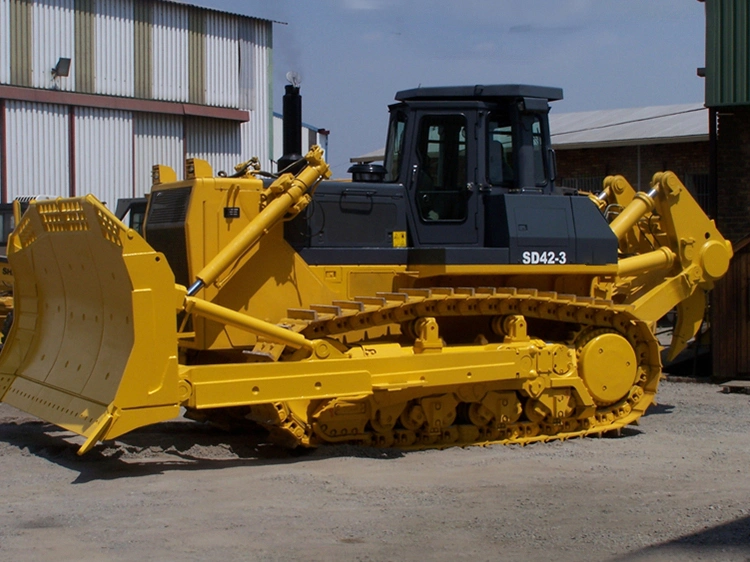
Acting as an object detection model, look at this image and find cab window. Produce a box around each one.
[532,117,548,186]
[384,111,407,182]
[487,113,514,186]
[415,115,467,222]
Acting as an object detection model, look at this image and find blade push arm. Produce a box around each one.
[608,172,732,359]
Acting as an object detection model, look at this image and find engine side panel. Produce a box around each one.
[285,181,408,249]
[289,182,618,266]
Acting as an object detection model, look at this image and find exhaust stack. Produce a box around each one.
[278,74,304,174]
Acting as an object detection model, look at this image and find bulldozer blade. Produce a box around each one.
[0,196,183,454]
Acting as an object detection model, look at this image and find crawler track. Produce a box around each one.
[246,287,662,449]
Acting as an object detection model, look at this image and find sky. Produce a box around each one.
[192,0,706,176]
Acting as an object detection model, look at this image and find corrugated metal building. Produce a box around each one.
[701,0,750,381]
[703,0,750,242]
[0,0,275,205]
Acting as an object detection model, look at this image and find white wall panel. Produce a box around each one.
[32,0,75,91]
[152,2,188,102]
[134,113,183,196]
[307,127,329,157]
[205,12,238,108]
[5,101,70,199]
[95,0,134,97]
[240,19,272,170]
[186,117,241,176]
[75,107,133,205]
[240,119,269,174]
[237,18,255,111]
[0,0,10,85]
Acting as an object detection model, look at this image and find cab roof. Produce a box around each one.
[395,84,563,103]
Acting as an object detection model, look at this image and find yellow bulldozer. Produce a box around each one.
[0,85,732,455]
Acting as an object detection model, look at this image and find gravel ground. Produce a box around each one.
[0,379,748,562]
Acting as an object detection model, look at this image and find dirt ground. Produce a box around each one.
[0,379,748,562]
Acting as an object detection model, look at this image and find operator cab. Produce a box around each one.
[286,84,617,266]
[384,85,560,245]
[385,85,559,193]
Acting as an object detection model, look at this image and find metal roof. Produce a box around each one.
[550,103,707,149]
[272,112,324,132]
[165,1,277,23]
[350,148,386,164]
[350,103,708,162]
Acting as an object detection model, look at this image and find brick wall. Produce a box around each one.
[716,107,750,242]
[556,141,708,194]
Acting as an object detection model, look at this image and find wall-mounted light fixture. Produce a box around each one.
[52,57,71,78]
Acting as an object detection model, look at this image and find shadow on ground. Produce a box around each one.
[612,515,750,561]
[644,402,675,416]
[0,396,665,482]
[0,418,403,484]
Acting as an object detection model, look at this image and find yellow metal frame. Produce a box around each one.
[0,163,733,453]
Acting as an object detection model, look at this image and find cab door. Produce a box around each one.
[406,112,479,245]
